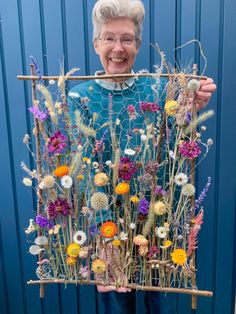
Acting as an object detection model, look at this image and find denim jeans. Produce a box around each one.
[101,291,178,314]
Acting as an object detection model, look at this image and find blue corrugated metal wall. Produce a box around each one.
[0,0,235,313]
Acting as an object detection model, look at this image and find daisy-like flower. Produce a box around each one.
[47,198,71,219]
[182,183,195,197]
[73,231,87,245]
[66,256,77,266]
[94,172,109,186]
[61,175,73,189]
[164,100,179,116]
[156,226,167,239]
[119,232,128,241]
[171,248,187,265]
[118,157,138,180]
[115,182,130,195]
[67,243,81,258]
[124,148,136,156]
[48,130,67,154]
[133,234,148,246]
[105,160,112,166]
[130,195,139,203]
[174,173,188,186]
[161,240,172,249]
[92,161,99,168]
[100,221,117,238]
[153,201,166,216]
[91,259,106,274]
[129,223,136,229]
[179,141,201,159]
[112,239,121,247]
[23,177,32,187]
[90,192,109,210]
[77,174,85,181]
[54,165,70,177]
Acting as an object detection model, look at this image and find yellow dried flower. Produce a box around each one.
[171,248,187,265]
[115,182,130,195]
[94,172,109,186]
[153,201,166,216]
[112,239,121,247]
[66,243,81,258]
[83,157,89,163]
[161,240,172,249]
[66,256,77,266]
[130,195,139,203]
[165,100,179,116]
[77,174,85,181]
[91,259,106,274]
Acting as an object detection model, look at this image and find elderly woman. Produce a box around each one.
[69,0,216,313]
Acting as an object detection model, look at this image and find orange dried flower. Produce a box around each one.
[100,221,117,238]
[115,182,130,195]
[54,165,70,177]
[66,256,77,266]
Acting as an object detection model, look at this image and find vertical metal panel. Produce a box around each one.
[0,1,235,314]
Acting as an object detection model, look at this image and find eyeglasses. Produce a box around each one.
[98,33,138,46]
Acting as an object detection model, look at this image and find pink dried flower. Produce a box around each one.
[127,104,137,119]
[187,209,204,256]
[179,141,201,159]
[47,198,71,219]
[118,157,138,180]
[140,102,160,112]
[48,131,67,154]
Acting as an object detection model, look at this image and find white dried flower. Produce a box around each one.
[207,138,213,146]
[41,175,55,189]
[141,134,147,141]
[156,226,167,239]
[169,150,176,159]
[119,232,128,241]
[68,91,80,98]
[182,183,195,197]
[61,175,73,189]
[124,148,136,156]
[187,79,200,92]
[25,219,36,234]
[77,145,83,151]
[73,231,87,245]
[116,118,121,125]
[29,245,44,255]
[129,223,136,229]
[119,218,125,224]
[139,129,145,134]
[201,125,207,131]
[35,236,48,246]
[23,134,30,145]
[92,161,99,168]
[105,160,112,166]
[49,79,56,85]
[23,177,32,187]
[90,192,109,210]
[174,173,188,186]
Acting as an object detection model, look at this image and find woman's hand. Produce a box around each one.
[195,78,217,110]
[97,285,132,293]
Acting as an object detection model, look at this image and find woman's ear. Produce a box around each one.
[93,39,100,55]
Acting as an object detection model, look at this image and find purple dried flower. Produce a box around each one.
[194,177,211,211]
[155,185,167,196]
[140,102,161,113]
[145,162,159,175]
[89,224,99,236]
[138,173,153,190]
[30,56,41,79]
[36,215,50,228]
[138,198,149,215]
[179,141,201,159]
[48,130,67,154]
[47,198,71,219]
[79,265,90,278]
[186,112,192,124]
[118,157,138,180]
[147,245,160,259]
[29,106,48,121]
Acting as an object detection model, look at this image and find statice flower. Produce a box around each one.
[35,215,54,229]
[93,130,108,154]
[29,106,48,121]
[89,224,99,236]
[30,56,41,78]
[140,101,161,112]
[138,173,153,190]
[127,104,137,119]
[48,130,67,154]
[179,141,201,159]
[47,198,71,219]
[118,157,138,180]
[138,198,149,215]
[194,177,211,211]
[145,162,159,175]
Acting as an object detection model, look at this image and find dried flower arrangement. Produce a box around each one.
[20,51,214,309]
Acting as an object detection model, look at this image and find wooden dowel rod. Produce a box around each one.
[27,279,213,297]
[17,73,208,81]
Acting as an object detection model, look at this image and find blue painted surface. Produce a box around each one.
[0,0,235,313]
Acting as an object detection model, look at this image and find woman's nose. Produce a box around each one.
[112,39,124,52]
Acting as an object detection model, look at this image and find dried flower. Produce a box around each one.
[155,186,167,196]
[138,173,153,190]
[48,131,67,154]
[145,162,159,175]
[194,177,211,211]
[119,232,128,241]
[133,234,148,246]
[147,246,160,259]
[127,104,137,119]
[140,134,147,141]
[139,245,149,256]
[67,243,81,258]
[23,177,32,186]
[174,173,188,186]
[40,175,55,189]
[73,231,87,245]
[79,247,90,259]
[77,174,85,181]
[79,265,90,278]
[100,221,117,238]
[161,240,172,249]
[179,141,201,159]
[47,198,71,219]
[29,106,48,121]
[153,201,166,216]
[115,182,130,195]
[129,223,136,229]
[138,198,149,215]
[171,248,187,265]
[90,192,109,210]
[61,175,73,189]
[54,165,70,177]
[187,79,200,92]
[91,259,106,274]
[36,215,53,228]
[165,100,179,116]
[92,161,99,168]
[94,172,109,186]
[118,157,138,180]
[89,224,99,236]
[140,101,160,112]
[124,148,136,156]
[66,256,77,266]
[130,195,139,203]
[112,239,121,247]
[25,219,36,234]
[182,184,195,197]
[156,226,167,239]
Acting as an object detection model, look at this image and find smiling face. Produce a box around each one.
[94,17,140,77]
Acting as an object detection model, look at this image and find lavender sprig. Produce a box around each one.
[30,56,42,79]
[194,177,211,211]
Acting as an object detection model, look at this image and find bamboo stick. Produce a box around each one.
[17,73,208,81]
[27,279,213,297]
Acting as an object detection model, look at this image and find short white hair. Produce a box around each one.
[92,0,145,41]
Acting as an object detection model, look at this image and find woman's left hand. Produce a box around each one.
[195,78,217,110]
